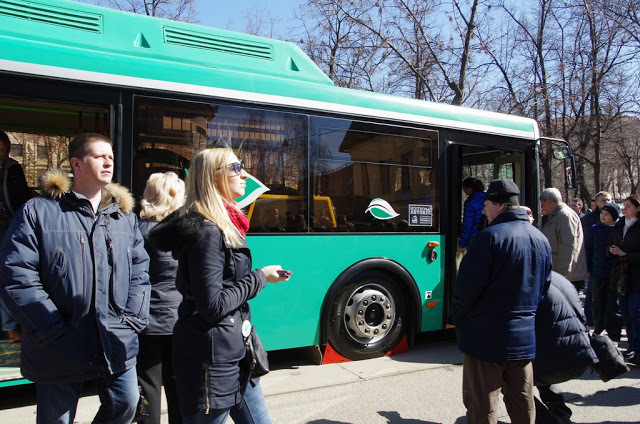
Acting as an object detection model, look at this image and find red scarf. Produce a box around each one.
[225,202,249,237]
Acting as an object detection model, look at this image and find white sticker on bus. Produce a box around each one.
[409,204,433,226]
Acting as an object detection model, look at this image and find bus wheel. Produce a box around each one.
[327,270,406,360]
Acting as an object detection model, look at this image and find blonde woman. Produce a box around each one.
[137,171,186,424]
[150,148,289,424]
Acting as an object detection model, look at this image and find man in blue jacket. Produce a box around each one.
[0,133,150,423]
[452,179,552,424]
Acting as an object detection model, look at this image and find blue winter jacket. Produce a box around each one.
[459,191,485,248]
[452,207,552,362]
[534,272,597,385]
[585,221,615,278]
[0,170,150,384]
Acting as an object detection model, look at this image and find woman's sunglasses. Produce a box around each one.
[227,162,245,175]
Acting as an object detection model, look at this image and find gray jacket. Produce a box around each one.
[542,203,588,281]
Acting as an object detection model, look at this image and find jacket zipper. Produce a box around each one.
[203,363,211,414]
[107,238,124,318]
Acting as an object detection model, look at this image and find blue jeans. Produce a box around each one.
[36,367,139,424]
[183,381,271,424]
[619,292,640,353]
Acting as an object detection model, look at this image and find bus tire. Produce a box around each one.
[327,270,406,360]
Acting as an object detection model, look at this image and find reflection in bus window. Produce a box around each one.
[311,117,438,233]
[133,98,308,229]
[0,97,109,192]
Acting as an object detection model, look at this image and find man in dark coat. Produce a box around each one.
[534,272,598,423]
[0,130,32,341]
[452,178,552,424]
[0,133,150,423]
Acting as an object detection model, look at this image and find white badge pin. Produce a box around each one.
[242,320,251,337]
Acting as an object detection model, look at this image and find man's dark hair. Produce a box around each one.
[0,130,11,149]
[68,133,112,161]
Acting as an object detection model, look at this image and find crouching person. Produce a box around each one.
[534,272,598,423]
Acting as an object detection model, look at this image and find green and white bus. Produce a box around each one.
[0,0,573,387]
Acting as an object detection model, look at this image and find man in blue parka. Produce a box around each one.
[452,179,552,424]
[0,133,150,423]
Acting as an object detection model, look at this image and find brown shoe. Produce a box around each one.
[5,330,20,342]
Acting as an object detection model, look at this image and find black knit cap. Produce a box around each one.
[601,202,621,222]
[483,178,520,205]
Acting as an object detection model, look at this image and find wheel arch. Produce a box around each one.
[320,257,422,350]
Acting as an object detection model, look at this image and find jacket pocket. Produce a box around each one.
[45,246,68,294]
[211,315,245,363]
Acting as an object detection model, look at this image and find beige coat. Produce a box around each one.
[542,202,588,281]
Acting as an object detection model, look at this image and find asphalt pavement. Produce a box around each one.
[1,331,639,423]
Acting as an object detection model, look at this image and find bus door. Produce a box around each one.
[0,74,122,387]
[443,139,529,325]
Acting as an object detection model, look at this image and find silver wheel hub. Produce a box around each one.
[343,284,395,344]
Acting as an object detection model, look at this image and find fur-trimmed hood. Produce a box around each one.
[39,169,135,214]
[149,210,208,254]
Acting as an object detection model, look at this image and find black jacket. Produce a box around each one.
[534,272,597,385]
[150,211,267,414]
[1,157,31,217]
[581,207,601,240]
[138,218,181,335]
[609,218,640,293]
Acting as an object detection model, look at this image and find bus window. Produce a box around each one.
[311,117,438,233]
[247,194,337,232]
[133,97,308,230]
[0,97,109,192]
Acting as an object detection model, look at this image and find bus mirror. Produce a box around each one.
[565,164,574,188]
[552,146,570,160]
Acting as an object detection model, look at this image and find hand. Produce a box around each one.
[609,245,627,256]
[261,265,291,283]
[457,246,467,254]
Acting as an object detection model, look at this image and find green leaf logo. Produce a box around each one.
[236,174,270,209]
[365,198,399,220]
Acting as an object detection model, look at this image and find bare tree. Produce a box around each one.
[98,0,198,22]
[243,3,281,38]
[333,0,486,105]
[291,0,392,91]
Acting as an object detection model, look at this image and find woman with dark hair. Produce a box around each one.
[458,177,486,254]
[609,194,640,366]
[150,147,290,423]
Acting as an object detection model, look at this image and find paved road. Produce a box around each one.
[1,332,639,423]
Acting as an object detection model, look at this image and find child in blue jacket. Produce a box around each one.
[585,202,622,342]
